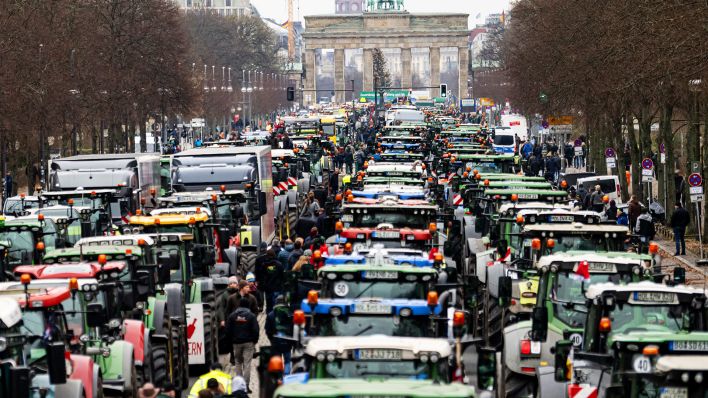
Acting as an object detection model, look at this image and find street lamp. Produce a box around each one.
[211,65,217,92]
[227,67,233,92]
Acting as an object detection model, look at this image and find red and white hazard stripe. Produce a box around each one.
[567,385,597,398]
[287,177,297,187]
[452,194,463,206]
[448,172,456,180]
[278,181,288,191]
[273,186,281,195]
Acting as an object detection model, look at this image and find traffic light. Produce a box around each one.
[440,84,447,98]
[286,86,295,101]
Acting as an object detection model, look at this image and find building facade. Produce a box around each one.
[302,10,470,104]
[174,0,256,17]
[336,0,366,14]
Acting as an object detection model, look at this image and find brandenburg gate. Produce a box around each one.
[302,2,469,105]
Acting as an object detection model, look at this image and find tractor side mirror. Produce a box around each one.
[156,261,171,285]
[553,340,572,382]
[498,276,512,308]
[47,341,68,384]
[476,346,496,391]
[135,268,157,297]
[673,267,686,285]
[531,306,548,341]
[86,302,107,328]
[258,191,267,216]
[8,366,31,398]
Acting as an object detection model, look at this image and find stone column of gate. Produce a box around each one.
[430,47,441,98]
[401,47,412,92]
[304,48,317,106]
[363,48,374,91]
[334,48,346,103]
[458,46,469,100]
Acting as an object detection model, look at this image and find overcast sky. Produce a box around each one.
[251,0,511,27]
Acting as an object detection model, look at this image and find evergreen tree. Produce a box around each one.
[372,48,392,89]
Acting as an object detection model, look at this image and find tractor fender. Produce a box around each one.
[103,340,134,391]
[287,189,297,208]
[142,327,152,368]
[116,340,135,391]
[213,262,231,278]
[163,283,186,321]
[123,319,145,365]
[92,363,101,398]
[474,248,496,286]
[152,299,169,335]
[191,277,215,305]
[223,246,239,275]
[536,366,566,398]
[69,354,96,398]
[502,320,539,376]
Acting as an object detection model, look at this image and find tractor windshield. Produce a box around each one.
[317,314,429,337]
[606,302,693,334]
[322,279,427,300]
[355,211,429,229]
[320,358,432,380]
[0,230,34,265]
[552,272,633,328]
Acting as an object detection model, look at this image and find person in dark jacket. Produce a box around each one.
[227,299,259,386]
[670,203,690,255]
[282,134,293,149]
[265,295,294,374]
[226,280,259,317]
[287,239,304,269]
[605,200,618,221]
[344,147,354,174]
[257,249,285,312]
[635,208,655,251]
[627,195,642,228]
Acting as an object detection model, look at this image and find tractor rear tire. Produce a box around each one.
[288,209,298,238]
[241,251,257,276]
[502,368,536,398]
[170,320,188,390]
[202,291,218,366]
[150,342,168,387]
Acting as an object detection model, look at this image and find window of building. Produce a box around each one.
[225,0,231,6]
[205,0,212,7]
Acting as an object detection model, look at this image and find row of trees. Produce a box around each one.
[498,0,707,237]
[0,0,283,191]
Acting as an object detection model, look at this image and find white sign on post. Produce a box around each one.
[606,157,616,169]
[574,147,583,156]
[642,168,654,182]
[660,153,666,164]
[186,303,205,365]
[691,186,704,202]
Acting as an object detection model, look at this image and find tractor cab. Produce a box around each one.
[42,189,115,236]
[2,194,42,217]
[300,336,453,383]
[0,216,59,269]
[31,205,84,246]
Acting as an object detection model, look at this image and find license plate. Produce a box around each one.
[354,302,391,314]
[341,214,354,222]
[660,387,688,398]
[363,271,398,279]
[548,215,574,222]
[374,231,400,239]
[356,349,402,360]
[631,291,677,304]
[670,340,708,351]
[517,193,538,199]
[587,262,617,272]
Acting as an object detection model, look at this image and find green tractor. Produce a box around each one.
[499,251,656,397]
[549,281,708,398]
[0,215,60,274]
[43,242,191,393]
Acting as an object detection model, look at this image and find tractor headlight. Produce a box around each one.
[316,353,325,362]
[79,334,90,343]
[101,347,111,358]
[0,337,7,352]
[108,319,121,329]
[419,354,429,363]
[430,354,439,363]
[329,307,342,317]
[326,352,336,362]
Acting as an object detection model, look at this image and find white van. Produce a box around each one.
[386,109,425,126]
[492,126,516,154]
[500,114,528,141]
[577,175,622,204]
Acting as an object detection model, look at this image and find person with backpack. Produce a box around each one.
[635,207,655,251]
[227,300,259,390]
